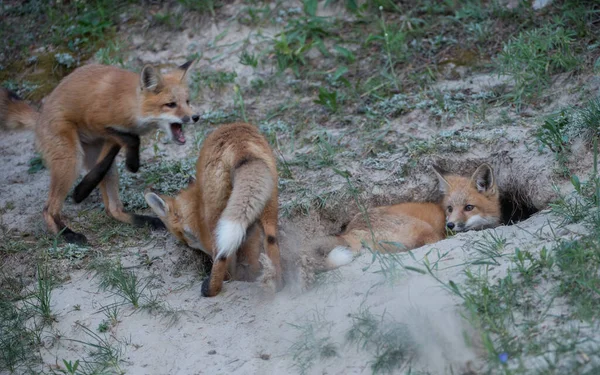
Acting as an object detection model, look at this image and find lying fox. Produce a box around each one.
[314,164,502,269]
[0,62,199,244]
[144,122,282,297]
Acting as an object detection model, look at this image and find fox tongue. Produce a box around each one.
[170,123,186,144]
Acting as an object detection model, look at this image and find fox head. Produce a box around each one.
[143,180,208,255]
[433,163,501,233]
[138,60,199,145]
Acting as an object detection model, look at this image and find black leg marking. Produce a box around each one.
[51,213,88,245]
[201,275,211,297]
[106,127,141,173]
[62,227,88,245]
[73,144,121,203]
[132,214,166,230]
[125,143,140,173]
[267,235,277,245]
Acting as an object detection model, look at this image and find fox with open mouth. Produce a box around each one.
[0,61,198,244]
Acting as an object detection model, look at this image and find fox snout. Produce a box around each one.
[181,114,200,124]
[446,221,465,232]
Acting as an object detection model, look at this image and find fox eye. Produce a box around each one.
[165,102,177,108]
[464,205,474,211]
[447,206,453,213]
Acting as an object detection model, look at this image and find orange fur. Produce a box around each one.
[34,62,198,243]
[144,123,282,297]
[317,164,501,270]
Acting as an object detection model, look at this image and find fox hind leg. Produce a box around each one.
[42,125,87,244]
[202,256,228,297]
[261,199,283,291]
[98,160,165,230]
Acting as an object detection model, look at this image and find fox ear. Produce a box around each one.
[144,192,169,218]
[432,165,451,193]
[177,59,195,82]
[140,65,163,92]
[471,163,495,193]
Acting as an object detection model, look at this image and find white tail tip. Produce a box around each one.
[326,246,354,269]
[215,219,246,259]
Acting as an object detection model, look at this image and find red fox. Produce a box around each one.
[314,164,502,269]
[0,62,199,244]
[144,122,282,297]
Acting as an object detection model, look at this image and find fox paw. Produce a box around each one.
[201,276,221,297]
[132,215,166,230]
[62,229,88,245]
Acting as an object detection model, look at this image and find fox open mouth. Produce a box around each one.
[170,123,186,145]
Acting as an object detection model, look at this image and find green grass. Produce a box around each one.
[118,157,196,210]
[0,293,40,373]
[535,97,600,176]
[189,69,237,100]
[288,311,338,375]
[64,323,126,375]
[93,259,152,309]
[178,0,224,17]
[30,257,55,324]
[346,308,416,374]
[495,25,579,106]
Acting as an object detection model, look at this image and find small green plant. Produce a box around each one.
[536,111,571,167]
[346,308,416,373]
[97,320,109,333]
[178,0,223,17]
[58,359,80,375]
[94,40,125,67]
[29,249,55,324]
[152,12,183,29]
[471,231,508,266]
[577,96,600,143]
[234,84,248,122]
[314,87,338,112]
[288,311,338,375]
[271,1,335,75]
[28,154,45,174]
[189,70,237,100]
[367,7,406,91]
[67,323,125,374]
[239,50,258,68]
[94,260,151,309]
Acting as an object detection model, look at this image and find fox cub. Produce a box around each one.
[144,122,282,297]
[0,62,199,244]
[315,163,502,269]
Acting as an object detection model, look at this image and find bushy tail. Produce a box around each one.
[0,89,38,130]
[215,159,275,259]
[312,235,355,270]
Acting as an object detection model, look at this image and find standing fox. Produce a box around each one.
[315,164,502,269]
[1,62,199,244]
[144,122,282,297]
